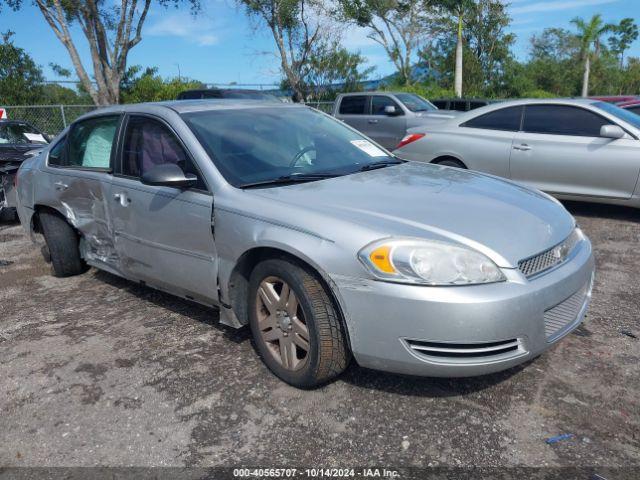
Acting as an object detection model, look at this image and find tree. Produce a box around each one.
[337,0,433,85]
[571,14,612,97]
[2,0,200,106]
[0,31,44,105]
[120,67,202,103]
[608,18,639,68]
[421,0,512,96]
[305,42,374,100]
[239,0,328,101]
[432,0,473,97]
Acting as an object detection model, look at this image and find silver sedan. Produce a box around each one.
[16,101,594,387]
[393,98,640,209]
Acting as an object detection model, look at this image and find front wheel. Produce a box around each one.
[248,258,350,388]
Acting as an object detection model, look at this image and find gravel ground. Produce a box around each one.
[0,201,638,470]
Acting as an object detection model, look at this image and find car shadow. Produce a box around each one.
[93,270,525,397]
[92,269,251,345]
[337,359,530,397]
[561,200,640,222]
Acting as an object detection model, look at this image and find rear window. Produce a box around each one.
[0,123,47,145]
[463,106,523,131]
[339,96,367,115]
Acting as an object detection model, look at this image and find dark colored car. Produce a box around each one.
[431,98,499,112]
[177,88,281,102]
[0,120,49,220]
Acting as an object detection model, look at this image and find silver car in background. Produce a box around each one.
[332,92,459,150]
[393,99,640,208]
[16,101,594,388]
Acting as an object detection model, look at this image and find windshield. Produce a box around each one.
[395,93,437,112]
[0,122,48,145]
[595,101,640,129]
[182,106,396,187]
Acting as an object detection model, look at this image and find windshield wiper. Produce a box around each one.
[240,173,341,189]
[358,159,405,172]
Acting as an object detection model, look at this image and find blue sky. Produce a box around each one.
[3,0,640,85]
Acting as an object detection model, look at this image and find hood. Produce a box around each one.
[250,162,574,268]
[0,144,45,163]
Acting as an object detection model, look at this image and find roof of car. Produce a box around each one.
[81,99,303,117]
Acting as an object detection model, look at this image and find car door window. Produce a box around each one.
[371,96,403,116]
[122,116,207,191]
[627,106,640,116]
[463,106,523,131]
[523,105,609,137]
[339,96,368,115]
[48,136,67,165]
[58,116,118,169]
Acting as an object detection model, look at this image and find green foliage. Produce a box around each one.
[381,82,453,100]
[608,18,639,66]
[120,68,203,103]
[0,31,44,104]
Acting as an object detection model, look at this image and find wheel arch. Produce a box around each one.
[431,155,467,168]
[225,246,352,350]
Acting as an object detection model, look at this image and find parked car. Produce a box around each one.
[393,99,640,209]
[177,88,281,102]
[431,98,499,111]
[589,95,638,103]
[0,119,49,220]
[332,92,458,150]
[16,100,594,387]
[618,100,640,115]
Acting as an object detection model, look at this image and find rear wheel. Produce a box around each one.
[434,157,466,168]
[248,258,350,388]
[39,211,88,277]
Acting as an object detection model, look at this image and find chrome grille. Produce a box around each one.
[518,229,582,278]
[544,282,590,342]
[405,338,523,362]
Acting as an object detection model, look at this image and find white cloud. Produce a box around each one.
[510,0,620,15]
[341,27,378,50]
[146,11,220,46]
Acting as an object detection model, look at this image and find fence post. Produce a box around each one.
[59,105,67,128]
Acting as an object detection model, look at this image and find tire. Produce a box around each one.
[248,258,350,388]
[434,157,465,168]
[0,207,17,223]
[38,211,88,277]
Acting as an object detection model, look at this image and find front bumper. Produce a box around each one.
[332,238,595,377]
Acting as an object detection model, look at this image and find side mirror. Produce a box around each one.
[141,163,197,188]
[600,124,626,139]
[384,105,399,116]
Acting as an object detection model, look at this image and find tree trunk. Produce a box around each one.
[454,14,463,98]
[581,54,590,97]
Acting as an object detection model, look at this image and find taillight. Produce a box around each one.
[396,133,425,149]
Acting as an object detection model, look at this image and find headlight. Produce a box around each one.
[358,238,506,286]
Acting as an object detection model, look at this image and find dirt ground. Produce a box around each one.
[0,201,638,470]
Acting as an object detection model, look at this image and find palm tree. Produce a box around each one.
[571,14,612,97]
[438,0,473,98]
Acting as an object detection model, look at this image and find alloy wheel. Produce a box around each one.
[255,276,310,371]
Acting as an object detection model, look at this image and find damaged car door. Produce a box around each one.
[45,115,120,268]
[110,114,217,304]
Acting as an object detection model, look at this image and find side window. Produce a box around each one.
[523,105,609,137]
[626,106,640,115]
[122,116,207,191]
[463,106,523,131]
[48,136,67,166]
[64,116,119,169]
[432,100,448,109]
[371,96,403,116]
[339,96,368,115]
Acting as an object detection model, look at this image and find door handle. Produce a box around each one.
[113,193,131,206]
[54,181,68,191]
[513,144,532,151]
[368,119,379,124]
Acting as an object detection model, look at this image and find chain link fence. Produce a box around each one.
[3,105,98,136]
